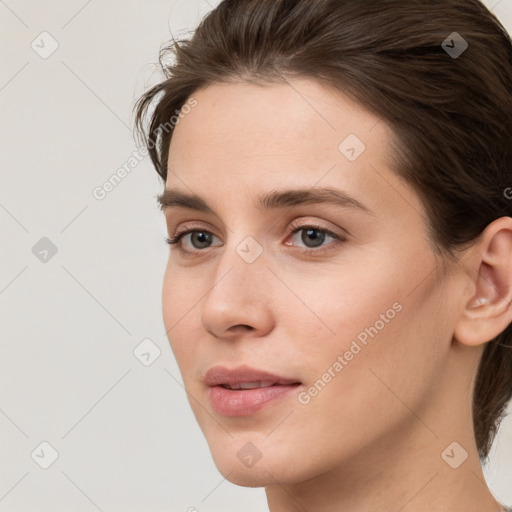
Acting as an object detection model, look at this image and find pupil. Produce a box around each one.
[302,228,325,248]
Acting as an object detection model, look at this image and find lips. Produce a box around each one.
[204,364,302,416]
[204,364,302,388]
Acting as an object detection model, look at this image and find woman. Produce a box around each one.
[134,0,512,510]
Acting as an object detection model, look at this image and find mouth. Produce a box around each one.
[204,365,302,417]
[204,364,302,388]
[219,380,301,390]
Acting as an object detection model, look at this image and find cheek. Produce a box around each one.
[282,263,405,361]
[161,265,203,374]
[302,303,444,457]
[286,260,447,418]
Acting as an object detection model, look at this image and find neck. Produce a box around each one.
[265,424,501,512]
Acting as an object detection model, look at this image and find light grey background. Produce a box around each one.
[1,1,511,511]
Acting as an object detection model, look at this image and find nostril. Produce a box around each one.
[229,324,254,332]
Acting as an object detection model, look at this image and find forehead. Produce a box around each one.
[165,78,423,220]
[170,78,382,157]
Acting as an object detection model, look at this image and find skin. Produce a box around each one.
[160,77,512,512]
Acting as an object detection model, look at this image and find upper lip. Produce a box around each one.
[204,364,301,387]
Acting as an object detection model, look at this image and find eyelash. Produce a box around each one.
[164,222,346,257]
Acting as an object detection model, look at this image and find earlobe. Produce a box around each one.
[453,217,512,347]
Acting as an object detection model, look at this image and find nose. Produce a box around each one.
[200,241,275,340]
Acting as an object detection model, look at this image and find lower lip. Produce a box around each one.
[209,384,301,417]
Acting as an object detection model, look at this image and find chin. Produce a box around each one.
[205,436,313,488]
[218,465,274,488]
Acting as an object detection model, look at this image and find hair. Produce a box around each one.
[133,0,512,461]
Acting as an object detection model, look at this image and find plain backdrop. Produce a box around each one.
[1,1,511,511]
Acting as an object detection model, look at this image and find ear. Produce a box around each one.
[453,216,512,347]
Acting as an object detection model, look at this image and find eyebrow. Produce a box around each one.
[157,187,375,216]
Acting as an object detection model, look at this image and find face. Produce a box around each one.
[161,78,461,487]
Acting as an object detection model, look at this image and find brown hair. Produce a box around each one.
[134,0,512,461]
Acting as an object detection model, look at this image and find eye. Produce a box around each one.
[165,229,220,251]
[286,223,345,254]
